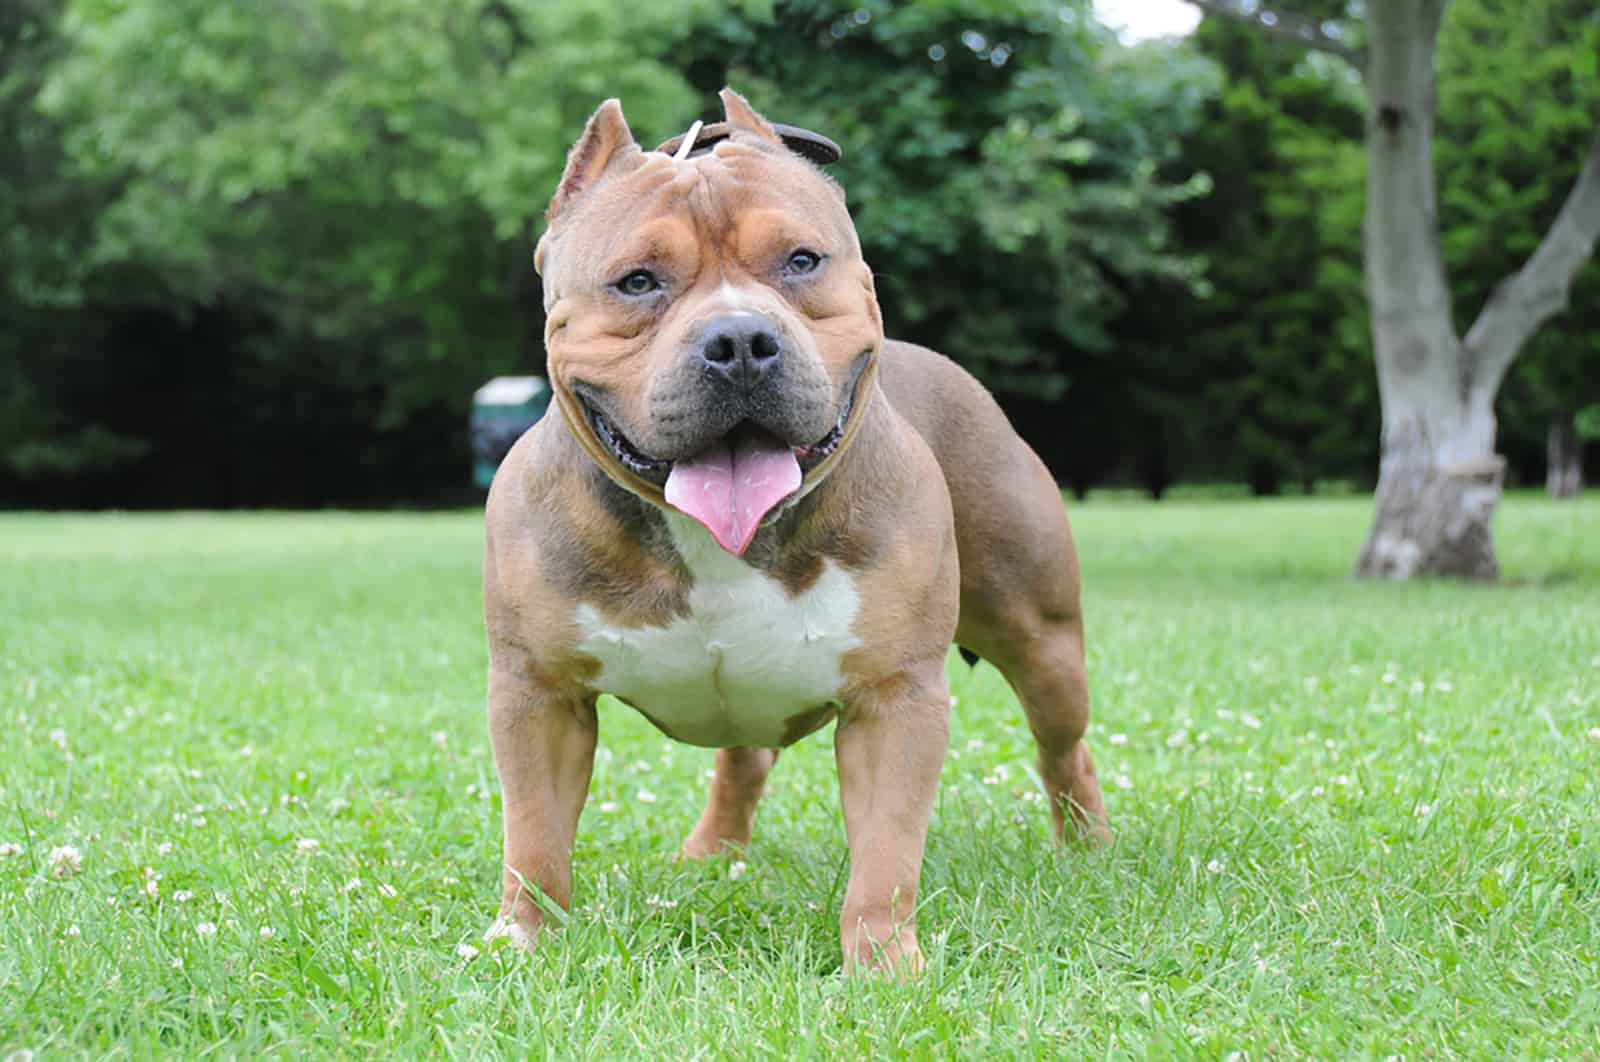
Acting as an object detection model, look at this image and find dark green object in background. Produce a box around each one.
[471,377,549,489]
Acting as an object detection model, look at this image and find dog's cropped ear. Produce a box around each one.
[546,99,642,224]
[719,88,785,147]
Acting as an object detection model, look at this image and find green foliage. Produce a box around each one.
[1435,0,1600,476]
[6,0,1596,505]
[39,0,705,426]
[1139,5,1377,494]
[1576,405,1600,441]
[678,0,1217,397]
[5,0,1222,504]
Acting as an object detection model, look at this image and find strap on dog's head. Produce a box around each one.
[657,120,841,166]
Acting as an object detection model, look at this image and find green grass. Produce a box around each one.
[2,495,1597,1058]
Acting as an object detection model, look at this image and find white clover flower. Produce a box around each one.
[259,926,276,941]
[599,801,619,814]
[340,878,361,894]
[49,845,83,878]
[294,838,320,856]
[728,861,747,882]
[0,842,22,859]
[1108,733,1128,746]
[195,922,218,939]
[1587,727,1600,744]
[1206,860,1225,875]
[636,790,657,804]
[156,842,175,856]
[174,889,195,903]
[1414,803,1433,819]
[378,883,398,898]
[65,924,82,938]
[456,943,480,961]
[1240,712,1263,730]
[432,731,449,751]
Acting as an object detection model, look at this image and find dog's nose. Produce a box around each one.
[697,314,784,389]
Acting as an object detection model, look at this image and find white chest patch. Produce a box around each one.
[575,513,862,747]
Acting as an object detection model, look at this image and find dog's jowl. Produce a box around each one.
[482,89,1108,973]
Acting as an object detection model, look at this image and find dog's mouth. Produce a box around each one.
[575,369,863,555]
[584,401,675,486]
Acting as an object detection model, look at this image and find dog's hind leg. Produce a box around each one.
[990,617,1110,845]
[679,747,779,859]
[957,556,1109,845]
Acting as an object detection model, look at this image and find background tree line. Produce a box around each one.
[2,0,1594,509]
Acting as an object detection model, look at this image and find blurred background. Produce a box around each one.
[1,0,1595,510]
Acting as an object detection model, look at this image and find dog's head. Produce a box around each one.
[535,90,882,554]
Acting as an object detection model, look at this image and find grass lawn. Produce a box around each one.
[2,494,1597,1057]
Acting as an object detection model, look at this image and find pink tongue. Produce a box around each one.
[665,430,802,555]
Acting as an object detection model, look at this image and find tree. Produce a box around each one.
[22,0,704,506]
[1193,0,1600,578]
[1431,0,1600,499]
[0,0,143,501]
[672,0,1217,485]
[1151,7,1375,495]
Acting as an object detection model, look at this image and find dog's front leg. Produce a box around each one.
[834,662,950,976]
[484,658,597,949]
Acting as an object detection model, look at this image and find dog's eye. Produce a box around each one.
[615,270,660,296]
[784,250,823,276]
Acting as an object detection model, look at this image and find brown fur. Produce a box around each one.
[482,91,1107,975]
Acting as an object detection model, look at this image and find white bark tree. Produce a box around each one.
[1190,0,1600,578]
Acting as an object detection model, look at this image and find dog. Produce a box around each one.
[482,90,1108,973]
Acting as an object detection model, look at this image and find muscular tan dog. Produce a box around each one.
[483,90,1108,973]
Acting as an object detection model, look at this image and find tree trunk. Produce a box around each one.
[1351,1,1503,579]
[1356,382,1504,578]
[1547,415,1583,498]
[1195,0,1600,577]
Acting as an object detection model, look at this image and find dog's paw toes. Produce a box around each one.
[482,914,537,951]
[676,831,740,861]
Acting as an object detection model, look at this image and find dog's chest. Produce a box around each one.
[575,514,862,747]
